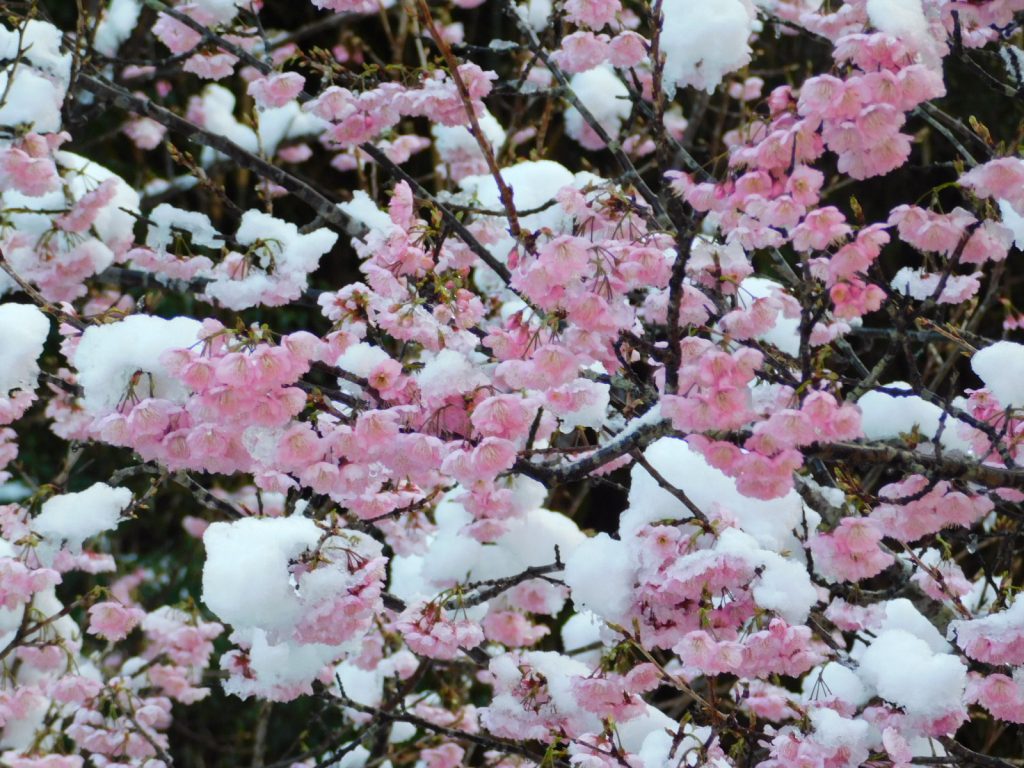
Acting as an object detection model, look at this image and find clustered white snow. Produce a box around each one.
[202,515,386,700]
[32,482,133,561]
[74,315,203,413]
[661,0,758,93]
[972,340,1024,408]
[0,20,71,133]
[0,303,49,395]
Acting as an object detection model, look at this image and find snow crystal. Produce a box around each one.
[0,20,70,82]
[418,488,583,605]
[866,0,929,40]
[335,657,385,708]
[0,66,65,133]
[59,151,142,251]
[857,382,972,452]
[738,277,800,357]
[74,314,202,413]
[202,515,321,633]
[999,199,1024,249]
[565,66,630,149]
[94,0,142,56]
[416,349,488,405]
[147,204,224,251]
[878,598,950,654]
[0,20,71,132]
[338,190,396,235]
[516,0,552,31]
[891,266,978,303]
[561,611,603,662]
[563,533,634,621]
[661,0,756,93]
[635,726,711,768]
[459,159,575,240]
[714,528,818,624]
[32,482,132,556]
[972,341,1024,408]
[0,303,49,395]
[193,0,242,24]
[196,85,259,155]
[203,210,337,310]
[857,629,966,720]
[433,109,507,163]
[802,662,870,708]
[196,84,324,162]
[623,437,805,553]
[617,707,680,753]
[224,628,338,700]
[809,709,872,766]
[337,342,391,378]
[256,102,326,158]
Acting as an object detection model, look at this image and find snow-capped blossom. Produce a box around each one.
[961,157,1024,214]
[949,596,1024,666]
[152,12,202,54]
[122,115,166,149]
[420,743,465,768]
[552,32,612,74]
[962,219,1013,265]
[247,72,305,109]
[55,178,119,234]
[472,395,537,441]
[870,475,994,542]
[394,601,485,660]
[967,672,1024,724]
[910,550,971,602]
[482,610,550,647]
[808,517,895,583]
[564,0,620,29]
[202,516,384,694]
[183,51,238,80]
[971,340,1024,409]
[791,207,851,252]
[6,1,1024,764]
[676,620,824,679]
[888,204,976,256]
[686,237,753,291]
[87,600,145,641]
[0,557,61,609]
[142,606,223,667]
[571,674,648,722]
[608,31,647,67]
[482,651,597,740]
[0,143,61,196]
[544,379,609,432]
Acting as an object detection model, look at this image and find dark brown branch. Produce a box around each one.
[444,557,564,610]
[336,696,569,768]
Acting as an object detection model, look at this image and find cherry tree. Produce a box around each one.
[3,0,1024,766]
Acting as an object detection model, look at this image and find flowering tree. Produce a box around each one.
[6,0,1024,765]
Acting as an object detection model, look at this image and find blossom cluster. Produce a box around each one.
[4,0,1024,767]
